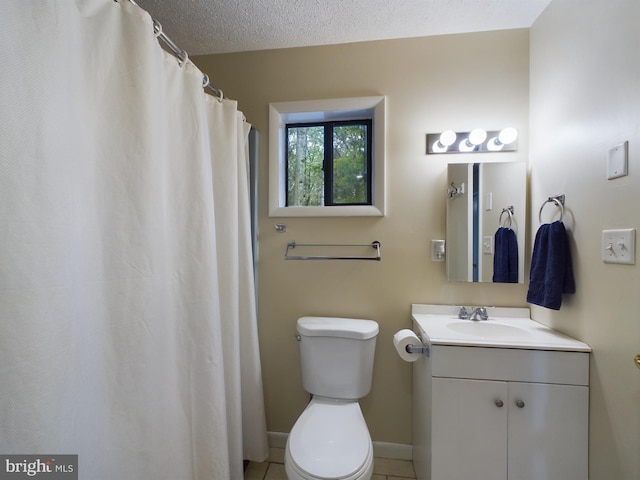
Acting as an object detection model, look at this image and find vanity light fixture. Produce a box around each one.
[426,127,518,154]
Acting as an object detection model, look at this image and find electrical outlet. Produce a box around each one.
[431,239,445,262]
[483,236,493,254]
[602,229,635,264]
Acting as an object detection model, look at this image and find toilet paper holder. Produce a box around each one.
[405,343,430,357]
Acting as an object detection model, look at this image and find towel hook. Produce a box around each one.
[538,194,565,223]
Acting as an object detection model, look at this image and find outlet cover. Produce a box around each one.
[602,228,635,264]
[431,239,446,262]
[483,235,494,254]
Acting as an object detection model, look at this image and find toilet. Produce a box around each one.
[285,316,379,480]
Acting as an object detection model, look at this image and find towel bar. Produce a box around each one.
[284,241,381,261]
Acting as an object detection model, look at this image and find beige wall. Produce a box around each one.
[530,1,640,479]
[193,3,640,475]
[194,29,531,445]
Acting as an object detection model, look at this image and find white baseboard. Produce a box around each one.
[372,441,413,461]
[267,431,412,461]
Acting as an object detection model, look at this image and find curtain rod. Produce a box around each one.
[126,0,225,100]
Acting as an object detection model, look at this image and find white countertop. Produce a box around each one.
[411,304,591,352]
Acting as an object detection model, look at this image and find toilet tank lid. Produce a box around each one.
[297,317,379,340]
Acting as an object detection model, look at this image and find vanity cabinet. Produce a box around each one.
[413,345,589,480]
[432,377,588,480]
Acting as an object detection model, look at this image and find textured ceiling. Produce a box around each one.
[133,0,551,56]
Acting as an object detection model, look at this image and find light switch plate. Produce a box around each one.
[607,141,628,180]
[602,228,635,264]
[485,192,492,211]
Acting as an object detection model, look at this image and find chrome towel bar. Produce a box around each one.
[284,241,381,261]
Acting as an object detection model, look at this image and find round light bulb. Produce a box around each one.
[468,128,487,145]
[439,130,457,147]
[498,127,518,145]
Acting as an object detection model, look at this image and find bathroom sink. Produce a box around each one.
[446,321,529,339]
[410,304,591,351]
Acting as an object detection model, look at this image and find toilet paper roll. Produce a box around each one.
[393,329,423,362]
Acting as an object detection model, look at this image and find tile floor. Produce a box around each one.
[244,448,416,480]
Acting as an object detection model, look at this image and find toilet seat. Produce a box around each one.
[286,397,373,480]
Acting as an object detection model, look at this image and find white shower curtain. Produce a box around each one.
[0,1,268,478]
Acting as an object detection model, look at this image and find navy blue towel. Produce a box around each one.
[493,227,518,283]
[526,221,575,310]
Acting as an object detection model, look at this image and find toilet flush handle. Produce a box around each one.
[295,334,302,342]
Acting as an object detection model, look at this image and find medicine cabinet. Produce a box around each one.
[446,162,526,283]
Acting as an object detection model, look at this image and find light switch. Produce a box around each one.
[602,229,635,264]
[607,141,628,180]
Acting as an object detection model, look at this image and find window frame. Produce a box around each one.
[269,96,386,217]
[285,119,373,207]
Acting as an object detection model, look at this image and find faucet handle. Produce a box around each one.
[476,306,496,320]
[456,306,470,319]
[464,306,491,321]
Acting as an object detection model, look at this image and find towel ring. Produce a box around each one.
[499,206,514,228]
[538,195,565,223]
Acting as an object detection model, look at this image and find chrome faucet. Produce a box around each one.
[458,306,489,321]
[469,306,489,321]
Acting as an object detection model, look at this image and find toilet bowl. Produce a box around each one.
[285,316,378,480]
[285,397,374,480]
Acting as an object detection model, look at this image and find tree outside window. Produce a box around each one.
[286,120,372,207]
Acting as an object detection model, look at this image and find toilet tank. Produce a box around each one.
[297,316,378,400]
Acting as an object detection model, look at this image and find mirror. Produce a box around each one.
[446,162,526,283]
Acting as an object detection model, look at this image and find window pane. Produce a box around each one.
[332,124,368,204]
[287,126,324,206]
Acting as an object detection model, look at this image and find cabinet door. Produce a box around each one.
[508,382,589,480]
[432,377,508,480]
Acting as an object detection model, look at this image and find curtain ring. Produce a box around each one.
[178,51,188,67]
[203,76,224,101]
[153,19,163,38]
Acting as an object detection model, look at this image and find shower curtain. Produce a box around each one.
[0,1,268,479]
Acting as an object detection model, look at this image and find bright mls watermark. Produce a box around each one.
[1,456,77,479]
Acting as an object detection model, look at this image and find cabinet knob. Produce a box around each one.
[495,399,504,408]
[634,354,640,370]
[515,399,525,408]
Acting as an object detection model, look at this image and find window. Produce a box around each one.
[286,120,372,207]
[269,96,385,217]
